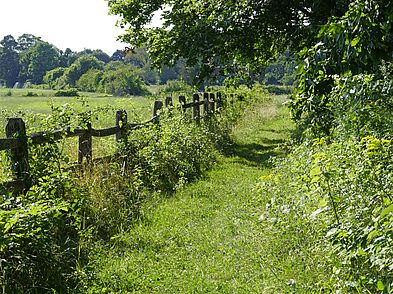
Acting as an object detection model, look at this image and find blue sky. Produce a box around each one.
[0,0,126,54]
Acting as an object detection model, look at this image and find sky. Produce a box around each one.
[0,0,127,55]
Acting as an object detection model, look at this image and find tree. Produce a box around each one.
[98,63,148,96]
[111,50,125,61]
[61,55,104,86]
[43,67,66,89]
[290,0,393,135]
[18,41,60,84]
[59,48,76,67]
[74,49,111,64]
[108,0,351,80]
[76,68,104,92]
[0,35,20,87]
[109,0,393,134]
[16,34,41,52]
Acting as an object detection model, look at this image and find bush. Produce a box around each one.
[98,65,149,96]
[330,66,393,139]
[122,108,217,192]
[54,88,79,97]
[24,91,38,97]
[0,136,84,292]
[158,79,195,95]
[256,137,393,292]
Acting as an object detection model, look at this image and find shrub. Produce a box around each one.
[122,108,217,192]
[76,69,104,92]
[54,88,79,97]
[24,91,38,97]
[256,137,393,292]
[0,136,85,292]
[98,65,149,97]
[158,79,195,95]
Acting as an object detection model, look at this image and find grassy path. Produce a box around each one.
[84,96,294,293]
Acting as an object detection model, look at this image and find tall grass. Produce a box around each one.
[1,85,267,292]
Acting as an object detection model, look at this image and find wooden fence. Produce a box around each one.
[0,92,234,194]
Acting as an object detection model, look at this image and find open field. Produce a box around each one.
[0,88,154,133]
[0,88,156,181]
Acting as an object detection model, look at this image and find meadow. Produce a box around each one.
[0,88,156,182]
[0,88,154,131]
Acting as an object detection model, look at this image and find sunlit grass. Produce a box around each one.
[0,88,155,182]
[78,94,307,293]
[0,88,154,133]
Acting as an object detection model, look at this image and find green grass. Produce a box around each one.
[0,88,154,132]
[0,88,155,182]
[80,95,299,293]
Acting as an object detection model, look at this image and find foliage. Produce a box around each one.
[108,0,352,81]
[0,35,20,87]
[157,79,195,96]
[60,55,104,87]
[15,34,41,52]
[290,0,393,136]
[76,69,104,92]
[260,52,295,86]
[256,135,393,292]
[43,67,66,89]
[0,116,85,292]
[54,88,79,97]
[121,109,217,192]
[98,63,149,96]
[329,64,393,139]
[18,41,60,84]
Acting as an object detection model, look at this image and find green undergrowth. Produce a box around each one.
[78,94,298,293]
[1,85,268,293]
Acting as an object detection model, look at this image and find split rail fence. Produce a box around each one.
[0,92,235,194]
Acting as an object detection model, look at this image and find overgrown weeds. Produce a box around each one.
[255,63,393,292]
[1,86,264,292]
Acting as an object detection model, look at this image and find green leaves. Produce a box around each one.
[256,132,393,292]
[290,0,393,137]
[108,0,352,82]
[380,204,393,219]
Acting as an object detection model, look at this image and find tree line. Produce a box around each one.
[0,33,295,96]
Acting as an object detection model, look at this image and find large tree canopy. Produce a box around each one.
[109,0,393,135]
[108,0,351,79]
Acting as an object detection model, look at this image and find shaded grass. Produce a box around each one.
[80,95,298,293]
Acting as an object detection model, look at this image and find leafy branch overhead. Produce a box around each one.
[108,0,349,77]
[109,0,393,134]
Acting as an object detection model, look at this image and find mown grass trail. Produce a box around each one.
[83,95,294,293]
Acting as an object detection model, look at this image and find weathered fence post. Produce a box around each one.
[78,120,92,164]
[209,93,216,114]
[203,92,209,117]
[153,100,163,123]
[179,95,186,113]
[216,92,223,111]
[165,96,173,107]
[6,118,29,187]
[116,110,128,142]
[192,93,200,122]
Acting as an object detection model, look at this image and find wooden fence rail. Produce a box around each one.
[0,92,231,194]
